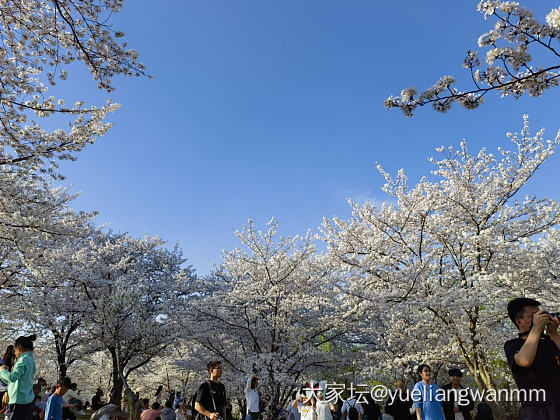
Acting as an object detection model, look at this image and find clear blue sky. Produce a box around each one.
[58,1,560,275]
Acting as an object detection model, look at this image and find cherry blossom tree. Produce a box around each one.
[74,231,192,419]
[130,344,208,405]
[12,233,105,379]
[523,229,560,305]
[385,1,560,116]
[0,0,144,313]
[0,172,94,295]
[321,117,560,418]
[182,219,358,420]
[0,0,145,177]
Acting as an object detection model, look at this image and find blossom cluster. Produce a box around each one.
[386,0,560,116]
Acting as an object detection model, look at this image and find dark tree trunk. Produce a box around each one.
[53,320,80,381]
[54,332,68,380]
[57,358,68,380]
[109,347,124,405]
[126,388,143,420]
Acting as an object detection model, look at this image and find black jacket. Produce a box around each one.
[441,383,474,420]
[384,392,412,420]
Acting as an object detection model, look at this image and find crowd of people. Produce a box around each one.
[0,298,558,420]
[282,368,489,420]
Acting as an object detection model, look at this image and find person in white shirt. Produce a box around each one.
[340,398,363,420]
[36,378,48,403]
[292,391,316,420]
[62,383,86,415]
[244,375,259,420]
[315,391,333,420]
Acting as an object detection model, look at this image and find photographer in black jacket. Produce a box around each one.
[504,298,560,419]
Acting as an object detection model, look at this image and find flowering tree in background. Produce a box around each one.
[0,0,144,309]
[182,220,356,420]
[0,172,93,297]
[0,0,145,177]
[130,345,207,401]
[16,234,101,379]
[385,1,560,116]
[524,229,560,305]
[322,117,560,418]
[75,231,192,418]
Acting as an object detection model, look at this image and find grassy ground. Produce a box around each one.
[76,411,93,420]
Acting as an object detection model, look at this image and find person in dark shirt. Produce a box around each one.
[441,368,474,420]
[474,403,493,420]
[362,393,381,420]
[194,360,226,420]
[91,388,105,411]
[504,298,560,419]
[384,381,412,420]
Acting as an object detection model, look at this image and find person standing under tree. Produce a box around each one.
[315,387,334,420]
[195,360,226,420]
[385,381,413,420]
[362,393,381,420]
[244,374,259,420]
[1,345,17,414]
[287,392,301,420]
[140,402,161,420]
[441,369,473,420]
[340,392,363,420]
[413,365,445,420]
[44,378,72,420]
[0,335,37,420]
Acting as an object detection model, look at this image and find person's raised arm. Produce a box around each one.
[244,377,252,396]
[515,311,549,367]
[548,316,560,351]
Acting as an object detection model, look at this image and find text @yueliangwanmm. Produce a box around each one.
[302,383,546,405]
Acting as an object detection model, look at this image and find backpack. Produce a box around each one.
[347,400,359,420]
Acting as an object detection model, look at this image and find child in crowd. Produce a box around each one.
[45,377,73,420]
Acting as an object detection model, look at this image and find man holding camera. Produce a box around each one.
[195,360,226,420]
[505,298,560,419]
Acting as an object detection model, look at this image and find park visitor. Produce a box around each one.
[413,364,445,420]
[195,360,226,420]
[504,298,560,419]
